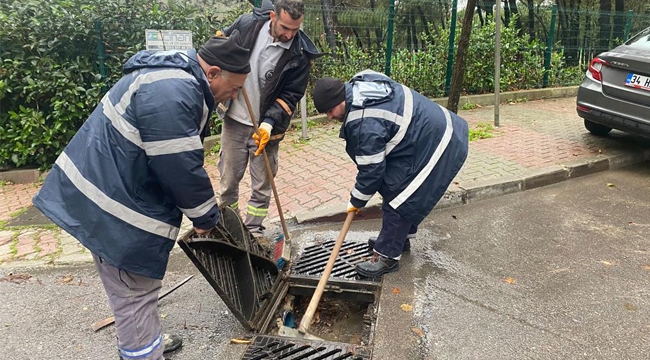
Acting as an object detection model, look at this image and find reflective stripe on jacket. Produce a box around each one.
[341,70,469,225]
[33,50,217,279]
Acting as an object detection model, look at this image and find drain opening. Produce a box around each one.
[242,335,371,360]
[262,239,380,347]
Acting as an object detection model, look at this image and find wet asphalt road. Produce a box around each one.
[1,164,649,359]
[396,163,650,360]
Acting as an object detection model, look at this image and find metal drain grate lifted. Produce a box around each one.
[242,335,371,360]
[178,206,288,332]
[289,240,380,302]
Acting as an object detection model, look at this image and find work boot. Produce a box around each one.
[118,334,181,359]
[355,253,399,278]
[163,333,183,354]
[367,236,411,254]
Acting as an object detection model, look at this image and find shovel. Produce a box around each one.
[280,211,355,340]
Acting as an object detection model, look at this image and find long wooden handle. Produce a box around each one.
[91,275,194,331]
[241,89,290,242]
[298,211,355,334]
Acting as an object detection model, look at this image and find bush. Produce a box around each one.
[1,2,583,170]
[0,0,245,170]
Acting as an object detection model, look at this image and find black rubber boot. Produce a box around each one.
[163,333,183,354]
[367,236,411,254]
[118,334,181,359]
[355,253,399,278]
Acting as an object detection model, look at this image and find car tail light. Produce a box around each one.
[588,58,609,82]
[577,105,591,112]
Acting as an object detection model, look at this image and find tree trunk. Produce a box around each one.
[410,11,418,50]
[447,0,478,113]
[416,6,432,39]
[613,0,625,44]
[320,0,337,54]
[508,0,523,34]
[504,0,511,27]
[566,0,581,65]
[527,0,535,38]
[599,0,612,51]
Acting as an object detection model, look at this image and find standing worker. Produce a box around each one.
[32,33,250,359]
[217,0,321,243]
[310,70,469,278]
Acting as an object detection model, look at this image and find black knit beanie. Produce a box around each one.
[198,30,250,74]
[311,77,346,113]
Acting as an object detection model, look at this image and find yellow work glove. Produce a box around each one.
[347,202,360,214]
[253,122,273,157]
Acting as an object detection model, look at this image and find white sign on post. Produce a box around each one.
[145,29,193,51]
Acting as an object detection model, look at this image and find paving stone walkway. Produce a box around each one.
[1,96,649,267]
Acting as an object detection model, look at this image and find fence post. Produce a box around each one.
[624,10,634,41]
[384,0,396,76]
[542,4,557,88]
[94,20,108,93]
[444,0,458,96]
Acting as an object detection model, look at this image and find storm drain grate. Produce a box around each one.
[289,240,380,302]
[242,335,371,360]
[178,206,288,332]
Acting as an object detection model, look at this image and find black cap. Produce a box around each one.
[311,77,345,113]
[198,30,250,74]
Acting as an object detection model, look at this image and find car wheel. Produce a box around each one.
[584,119,612,136]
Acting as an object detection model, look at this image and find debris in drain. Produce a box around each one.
[274,297,371,345]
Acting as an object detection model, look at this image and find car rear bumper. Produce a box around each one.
[577,77,650,137]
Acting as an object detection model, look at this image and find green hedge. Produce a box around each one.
[1,0,582,170]
[0,0,246,170]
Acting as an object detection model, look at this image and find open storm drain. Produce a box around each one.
[242,335,371,360]
[289,240,380,302]
[179,210,380,358]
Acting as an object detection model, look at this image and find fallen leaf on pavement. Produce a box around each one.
[642,264,650,271]
[412,327,425,337]
[346,249,354,255]
[623,302,638,311]
[0,273,32,284]
[628,222,635,225]
[600,261,613,266]
[392,288,400,295]
[503,277,516,284]
[606,183,615,188]
[401,304,414,312]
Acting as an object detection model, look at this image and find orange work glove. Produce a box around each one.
[347,202,360,214]
[252,122,273,156]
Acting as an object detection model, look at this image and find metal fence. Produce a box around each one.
[90,3,650,98]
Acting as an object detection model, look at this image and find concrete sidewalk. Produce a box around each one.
[1,96,649,267]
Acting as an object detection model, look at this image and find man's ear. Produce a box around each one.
[207,66,222,81]
[270,10,276,22]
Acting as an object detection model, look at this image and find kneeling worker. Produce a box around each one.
[311,70,469,278]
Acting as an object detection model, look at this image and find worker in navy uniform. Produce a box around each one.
[311,70,469,278]
[33,32,250,359]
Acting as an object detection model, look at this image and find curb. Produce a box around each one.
[292,149,650,224]
[1,87,578,184]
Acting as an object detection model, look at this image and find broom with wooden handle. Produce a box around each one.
[241,88,291,268]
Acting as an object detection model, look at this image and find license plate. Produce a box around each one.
[625,73,650,91]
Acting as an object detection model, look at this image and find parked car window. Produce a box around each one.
[626,27,650,49]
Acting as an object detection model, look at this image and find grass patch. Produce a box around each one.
[3,224,60,231]
[469,122,495,141]
[8,207,28,219]
[9,239,18,256]
[461,102,478,110]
